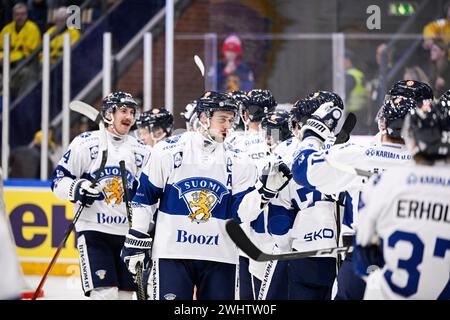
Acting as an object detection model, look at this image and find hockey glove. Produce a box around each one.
[121,228,152,276]
[68,179,101,207]
[353,244,385,277]
[300,101,344,142]
[256,160,292,205]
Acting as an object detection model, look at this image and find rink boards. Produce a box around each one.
[4,180,79,276]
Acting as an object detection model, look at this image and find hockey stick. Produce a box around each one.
[194,55,205,77]
[226,220,353,262]
[33,102,107,300]
[335,112,356,144]
[333,113,356,269]
[119,160,147,300]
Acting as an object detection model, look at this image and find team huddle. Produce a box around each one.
[50,81,450,300]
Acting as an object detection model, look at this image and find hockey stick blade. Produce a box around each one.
[69,100,102,124]
[335,112,357,144]
[194,55,205,77]
[226,220,353,261]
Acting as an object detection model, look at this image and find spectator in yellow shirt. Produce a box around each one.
[0,3,41,66]
[422,1,450,60]
[42,6,81,64]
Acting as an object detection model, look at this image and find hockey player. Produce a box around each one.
[120,91,292,300]
[135,107,174,148]
[354,95,450,299]
[225,89,278,299]
[370,80,434,144]
[51,92,150,300]
[261,109,292,151]
[266,94,343,300]
[291,93,419,300]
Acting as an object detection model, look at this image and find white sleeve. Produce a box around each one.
[355,173,386,246]
[233,156,262,223]
[131,145,173,233]
[292,137,365,195]
[268,182,296,251]
[51,135,91,201]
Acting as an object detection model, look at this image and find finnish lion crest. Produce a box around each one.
[188,189,216,222]
[103,176,124,205]
[174,178,229,224]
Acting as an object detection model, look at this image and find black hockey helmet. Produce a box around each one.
[403,101,450,159]
[196,91,239,118]
[289,98,322,131]
[244,89,277,122]
[438,89,450,108]
[377,95,417,139]
[262,110,293,143]
[101,91,138,125]
[228,90,249,131]
[136,107,174,136]
[229,90,250,106]
[386,80,434,103]
[306,90,344,111]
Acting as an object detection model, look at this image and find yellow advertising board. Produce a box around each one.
[4,180,79,276]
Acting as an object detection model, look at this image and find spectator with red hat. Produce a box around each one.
[217,34,254,93]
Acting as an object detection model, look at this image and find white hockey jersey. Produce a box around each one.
[270,137,338,255]
[292,136,412,233]
[226,129,275,279]
[356,162,450,300]
[132,131,258,265]
[226,129,270,173]
[51,130,150,236]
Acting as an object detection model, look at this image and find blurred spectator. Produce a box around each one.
[366,43,394,114]
[429,40,450,97]
[422,1,450,60]
[40,6,81,64]
[217,34,254,93]
[70,116,90,141]
[9,129,55,179]
[403,65,430,85]
[0,3,41,65]
[27,0,48,33]
[344,50,370,134]
[0,3,41,98]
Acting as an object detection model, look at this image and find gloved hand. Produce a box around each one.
[353,244,385,277]
[121,228,152,276]
[68,179,101,207]
[256,159,292,205]
[300,101,344,142]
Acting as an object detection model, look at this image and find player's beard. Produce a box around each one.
[207,127,227,143]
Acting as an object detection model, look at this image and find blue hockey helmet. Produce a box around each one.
[244,89,277,122]
[262,110,293,144]
[289,98,322,132]
[136,107,174,136]
[377,95,417,139]
[196,91,239,118]
[306,90,344,110]
[101,91,138,125]
[403,100,450,159]
[386,80,434,104]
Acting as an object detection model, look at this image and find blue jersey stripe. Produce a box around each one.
[133,173,163,206]
[268,204,295,236]
[292,149,315,189]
